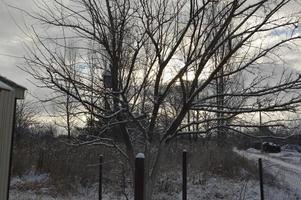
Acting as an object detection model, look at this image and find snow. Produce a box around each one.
[246,148,260,154]
[136,153,145,159]
[13,170,49,184]
[10,166,300,200]
[10,189,113,200]
[9,148,301,199]
[10,175,299,200]
[10,170,50,189]
[235,147,301,198]
[282,144,301,153]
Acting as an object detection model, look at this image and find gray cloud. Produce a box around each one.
[0,0,301,101]
[0,0,38,98]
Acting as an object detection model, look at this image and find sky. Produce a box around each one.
[0,0,300,89]
[1,0,301,118]
[0,0,57,123]
[0,0,38,95]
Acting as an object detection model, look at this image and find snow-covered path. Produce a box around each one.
[235,148,301,196]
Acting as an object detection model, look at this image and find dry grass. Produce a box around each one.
[12,132,277,196]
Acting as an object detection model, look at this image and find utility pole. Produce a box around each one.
[258,102,262,127]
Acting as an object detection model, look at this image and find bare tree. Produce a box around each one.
[49,92,78,139]
[16,98,38,130]
[35,40,81,139]
[54,44,79,139]
[14,98,39,147]
[20,0,301,198]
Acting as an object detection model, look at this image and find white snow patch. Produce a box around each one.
[10,170,49,188]
[136,153,145,159]
[246,148,260,154]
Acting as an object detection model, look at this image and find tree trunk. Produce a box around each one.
[144,143,166,200]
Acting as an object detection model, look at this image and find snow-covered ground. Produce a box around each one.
[9,167,299,200]
[9,177,298,200]
[9,145,301,200]
[235,146,301,199]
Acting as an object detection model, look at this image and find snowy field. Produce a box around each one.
[9,176,298,200]
[235,146,301,199]
[9,146,301,200]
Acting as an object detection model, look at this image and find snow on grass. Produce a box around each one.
[10,174,299,200]
[10,189,114,200]
[10,182,116,200]
[10,148,301,200]
[235,147,301,198]
[10,171,49,187]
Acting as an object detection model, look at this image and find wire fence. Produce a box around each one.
[97,150,301,200]
[260,156,301,200]
[11,134,301,200]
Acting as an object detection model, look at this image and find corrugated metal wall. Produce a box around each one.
[0,90,15,199]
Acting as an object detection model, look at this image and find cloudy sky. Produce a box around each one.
[0,0,300,129]
[1,0,301,100]
[0,0,54,102]
[0,0,57,123]
[0,0,34,90]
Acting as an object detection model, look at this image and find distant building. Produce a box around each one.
[0,75,26,200]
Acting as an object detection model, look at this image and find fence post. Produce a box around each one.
[182,150,187,200]
[99,155,103,200]
[135,153,145,200]
[258,158,264,200]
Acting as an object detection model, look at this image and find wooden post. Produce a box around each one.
[182,150,187,200]
[258,158,264,200]
[135,153,145,200]
[99,155,103,200]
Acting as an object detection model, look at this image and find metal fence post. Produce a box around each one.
[258,158,264,200]
[99,155,103,200]
[135,153,145,200]
[182,150,187,200]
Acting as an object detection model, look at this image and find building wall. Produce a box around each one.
[0,89,15,199]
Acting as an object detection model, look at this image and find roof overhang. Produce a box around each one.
[0,76,26,99]
[0,81,13,92]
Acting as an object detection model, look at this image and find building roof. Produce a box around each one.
[0,81,13,91]
[0,75,26,99]
[0,75,27,90]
